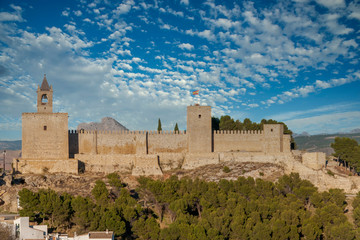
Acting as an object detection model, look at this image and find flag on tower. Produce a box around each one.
[192,90,199,95]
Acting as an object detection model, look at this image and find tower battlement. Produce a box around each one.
[214,130,263,135]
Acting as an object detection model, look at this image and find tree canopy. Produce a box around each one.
[157,118,162,132]
[18,173,358,239]
[174,123,179,132]
[212,115,295,148]
[331,137,360,172]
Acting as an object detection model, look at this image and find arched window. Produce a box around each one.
[41,94,48,103]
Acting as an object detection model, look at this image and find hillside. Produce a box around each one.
[0,140,21,151]
[1,166,359,239]
[294,132,360,155]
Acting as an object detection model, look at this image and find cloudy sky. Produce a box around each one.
[0,0,360,140]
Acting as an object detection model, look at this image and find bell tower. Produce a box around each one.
[37,74,53,113]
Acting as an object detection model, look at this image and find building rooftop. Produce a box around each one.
[88,231,114,239]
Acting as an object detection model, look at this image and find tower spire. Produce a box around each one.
[37,74,53,113]
[40,74,51,91]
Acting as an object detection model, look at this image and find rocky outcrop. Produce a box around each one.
[77,117,128,131]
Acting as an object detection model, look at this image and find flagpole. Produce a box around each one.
[192,90,200,105]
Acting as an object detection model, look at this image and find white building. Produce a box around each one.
[12,216,113,240]
[49,231,114,240]
[14,217,47,240]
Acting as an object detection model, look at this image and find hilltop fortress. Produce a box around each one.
[15,76,293,174]
[17,76,360,192]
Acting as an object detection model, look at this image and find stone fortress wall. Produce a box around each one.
[76,130,188,155]
[16,76,334,189]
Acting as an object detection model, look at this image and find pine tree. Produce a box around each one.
[157,118,162,132]
[174,123,179,132]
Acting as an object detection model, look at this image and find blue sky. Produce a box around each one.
[0,0,360,140]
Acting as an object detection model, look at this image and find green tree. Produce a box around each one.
[331,137,358,160]
[157,118,162,132]
[18,188,40,221]
[212,117,220,131]
[219,115,236,130]
[71,196,96,233]
[133,216,160,240]
[107,172,124,195]
[91,180,109,206]
[331,137,360,171]
[174,123,179,132]
[53,193,73,229]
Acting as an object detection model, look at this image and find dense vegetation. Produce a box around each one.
[18,172,360,239]
[212,116,291,134]
[332,137,360,173]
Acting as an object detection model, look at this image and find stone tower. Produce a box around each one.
[263,124,284,153]
[187,105,212,153]
[37,74,53,113]
[21,76,69,160]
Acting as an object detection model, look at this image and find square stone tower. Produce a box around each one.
[263,124,284,153]
[187,105,212,153]
[21,75,69,160]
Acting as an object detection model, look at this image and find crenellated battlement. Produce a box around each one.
[79,130,143,134]
[148,130,186,135]
[214,130,263,134]
[77,130,186,135]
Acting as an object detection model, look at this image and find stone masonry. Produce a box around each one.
[15,76,298,176]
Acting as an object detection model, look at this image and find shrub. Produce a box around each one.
[223,166,231,173]
[327,170,335,177]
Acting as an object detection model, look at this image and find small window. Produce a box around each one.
[44,126,47,131]
[198,114,201,118]
[271,128,273,132]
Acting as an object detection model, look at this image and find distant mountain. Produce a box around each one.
[77,117,128,132]
[294,132,360,155]
[293,132,310,137]
[0,140,21,151]
[350,128,360,133]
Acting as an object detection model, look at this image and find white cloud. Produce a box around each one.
[62,10,70,17]
[185,29,216,41]
[315,80,331,89]
[1,0,359,139]
[118,62,133,71]
[180,0,189,5]
[113,0,134,15]
[74,10,82,16]
[323,14,353,35]
[198,29,216,41]
[178,65,194,72]
[248,103,259,108]
[138,65,165,74]
[285,111,360,134]
[178,43,194,50]
[0,5,23,22]
[116,49,131,56]
[315,0,345,9]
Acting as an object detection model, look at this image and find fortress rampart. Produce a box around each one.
[15,76,298,176]
[214,130,264,152]
[77,130,187,155]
